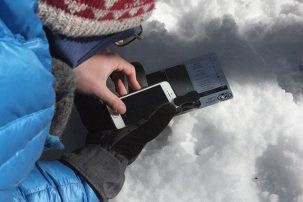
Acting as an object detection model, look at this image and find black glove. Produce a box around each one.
[100,102,176,163]
[61,103,176,201]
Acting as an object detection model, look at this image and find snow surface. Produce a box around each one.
[112,1,303,201]
[113,81,303,202]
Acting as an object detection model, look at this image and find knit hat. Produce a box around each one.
[38,0,155,37]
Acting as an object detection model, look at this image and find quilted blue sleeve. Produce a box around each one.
[12,161,100,202]
[0,0,55,193]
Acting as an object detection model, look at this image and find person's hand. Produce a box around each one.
[73,52,141,114]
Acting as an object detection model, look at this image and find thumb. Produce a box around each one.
[144,103,176,128]
[135,103,177,139]
[95,86,126,114]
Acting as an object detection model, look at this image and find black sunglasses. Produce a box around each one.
[115,25,143,47]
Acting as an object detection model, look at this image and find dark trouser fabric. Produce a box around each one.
[62,145,128,201]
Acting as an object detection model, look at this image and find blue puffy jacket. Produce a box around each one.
[0,1,99,201]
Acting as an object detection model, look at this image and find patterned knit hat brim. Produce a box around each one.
[38,0,155,37]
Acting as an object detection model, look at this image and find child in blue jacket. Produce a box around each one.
[0,0,176,201]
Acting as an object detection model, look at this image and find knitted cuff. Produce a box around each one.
[38,0,155,37]
[50,59,76,136]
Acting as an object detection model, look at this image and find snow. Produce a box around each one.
[112,81,303,202]
[112,0,303,201]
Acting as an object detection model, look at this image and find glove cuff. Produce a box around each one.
[61,145,128,201]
